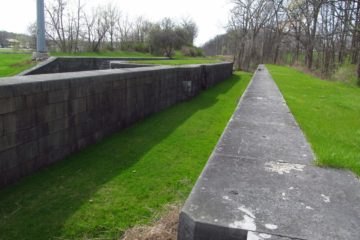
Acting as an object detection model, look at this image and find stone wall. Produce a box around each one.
[0,62,233,187]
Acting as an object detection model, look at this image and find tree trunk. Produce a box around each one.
[273,43,280,64]
[307,45,313,69]
[357,56,360,86]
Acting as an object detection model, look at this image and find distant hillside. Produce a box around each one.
[0,31,34,49]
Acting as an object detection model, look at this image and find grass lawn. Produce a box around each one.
[51,51,156,58]
[0,53,35,77]
[131,58,221,65]
[0,72,252,240]
[267,65,360,177]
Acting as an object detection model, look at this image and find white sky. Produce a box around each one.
[0,0,232,46]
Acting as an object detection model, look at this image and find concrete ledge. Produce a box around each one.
[109,61,156,69]
[178,65,360,240]
[18,57,171,76]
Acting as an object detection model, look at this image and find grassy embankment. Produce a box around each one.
[267,65,360,177]
[0,72,252,239]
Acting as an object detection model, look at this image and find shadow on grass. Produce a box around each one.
[0,74,248,239]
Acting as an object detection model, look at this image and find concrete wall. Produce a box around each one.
[0,62,233,187]
[109,61,155,69]
[20,57,170,75]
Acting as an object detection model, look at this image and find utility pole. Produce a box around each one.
[33,0,49,60]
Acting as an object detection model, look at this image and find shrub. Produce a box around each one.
[181,46,203,57]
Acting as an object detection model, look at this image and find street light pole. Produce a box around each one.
[33,0,49,60]
[37,0,46,52]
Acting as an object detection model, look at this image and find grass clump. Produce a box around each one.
[267,64,360,176]
[332,64,358,86]
[0,72,251,240]
[0,53,35,77]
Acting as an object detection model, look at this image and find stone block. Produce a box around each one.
[126,78,138,88]
[0,166,21,188]
[0,118,3,136]
[38,130,68,153]
[17,141,38,161]
[48,89,70,103]
[13,82,42,95]
[70,86,92,98]
[0,134,17,151]
[41,79,70,91]
[71,98,87,114]
[0,97,16,114]
[0,85,15,98]
[0,147,18,171]
[39,102,68,122]
[47,118,70,134]
[16,109,37,130]
[113,79,126,89]
[73,111,90,125]
[2,113,17,134]
[16,127,38,143]
[93,81,112,94]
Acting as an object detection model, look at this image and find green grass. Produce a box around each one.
[51,51,156,58]
[0,53,35,77]
[267,65,360,176]
[0,48,33,53]
[131,58,221,65]
[0,72,252,240]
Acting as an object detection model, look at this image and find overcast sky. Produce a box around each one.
[0,0,232,46]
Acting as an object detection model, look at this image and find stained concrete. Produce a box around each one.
[178,65,360,240]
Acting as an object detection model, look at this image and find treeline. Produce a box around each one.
[37,0,201,57]
[203,0,360,84]
[0,31,33,48]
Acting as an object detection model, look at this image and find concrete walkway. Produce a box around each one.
[179,65,360,240]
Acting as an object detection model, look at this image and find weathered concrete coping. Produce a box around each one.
[0,63,231,97]
[178,65,360,240]
[109,61,157,69]
[18,56,172,76]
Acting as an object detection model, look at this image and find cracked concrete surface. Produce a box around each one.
[178,65,360,240]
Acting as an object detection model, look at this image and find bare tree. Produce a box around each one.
[205,0,358,81]
[104,3,120,51]
[83,7,110,52]
[45,0,83,52]
[116,14,133,50]
[229,0,274,70]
